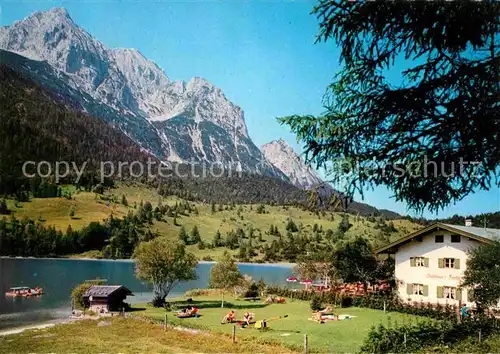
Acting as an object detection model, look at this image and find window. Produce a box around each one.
[415,235,423,242]
[410,257,428,267]
[451,234,461,243]
[435,235,444,243]
[412,284,424,295]
[415,257,426,267]
[444,287,456,300]
[444,258,455,268]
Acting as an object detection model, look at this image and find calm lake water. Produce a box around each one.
[0,258,293,330]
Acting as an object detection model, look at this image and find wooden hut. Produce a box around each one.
[83,285,133,313]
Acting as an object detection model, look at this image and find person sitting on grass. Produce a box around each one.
[319,305,333,315]
[221,310,236,324]
[242,312,255,327]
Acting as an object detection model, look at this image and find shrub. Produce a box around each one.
[71,279,105,309]
[265,286,458,320]
[243,283,259,298]
[0,199,10,215]
[360,316,499,353]
[310,296,323,311]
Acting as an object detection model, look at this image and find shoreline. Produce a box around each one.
[0,318,77,337]
[0,256,294,267]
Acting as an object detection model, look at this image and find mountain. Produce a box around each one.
[262,139,326,190]
[0,64,304,206]
[0,7,281,177]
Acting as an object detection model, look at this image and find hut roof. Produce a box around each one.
[84,285,133,298]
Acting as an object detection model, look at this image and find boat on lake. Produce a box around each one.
[5,286,44,297]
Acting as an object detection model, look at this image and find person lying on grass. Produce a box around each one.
[265,296,286,304]
[176,306,199,318]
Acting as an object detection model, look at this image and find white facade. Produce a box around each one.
[394,229,480,306]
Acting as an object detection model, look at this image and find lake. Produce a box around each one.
[0,258,294,330]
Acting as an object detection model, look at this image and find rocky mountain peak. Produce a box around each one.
[262,139,325,190]
[0,7,260,171]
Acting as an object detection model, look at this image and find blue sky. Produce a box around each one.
[1,1,498,218]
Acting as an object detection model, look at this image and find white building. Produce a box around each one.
[377,222,500,306]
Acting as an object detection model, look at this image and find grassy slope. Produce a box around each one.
[135,295,429,353]
[0,317,293,353]
[5,183,421,259]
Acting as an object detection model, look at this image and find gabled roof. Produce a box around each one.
[376,222,499,254]
[83,285,133,298]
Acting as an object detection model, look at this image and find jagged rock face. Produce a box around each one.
[0,7,267,175]
[262,138,326,190]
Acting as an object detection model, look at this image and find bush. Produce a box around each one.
[243,283,259,298]
[265,286,458,320]
[310,296,323,311]
[341,296,354,308]
[360,316,499,353]
[0,199,10,215]
[71,279,105,309]
[184,288,222,297]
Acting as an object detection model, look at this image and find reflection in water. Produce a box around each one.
[0,258,293,330]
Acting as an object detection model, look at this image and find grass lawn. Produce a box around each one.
[135,295,431,353]
[0,317,293,353]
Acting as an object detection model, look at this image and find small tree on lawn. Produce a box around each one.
[310,295,323,311]
[69,206,76,219]
[178,226,188,244]
[209,251,242,308]
[191,225,201,244]
[462,241,500,310]
[134,238,197,307]
[334,237,378,291]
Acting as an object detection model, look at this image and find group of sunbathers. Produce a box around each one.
[221,310,255,326]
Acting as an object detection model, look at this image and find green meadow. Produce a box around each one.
[134,295,429,353]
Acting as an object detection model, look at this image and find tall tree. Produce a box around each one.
[280,1,499,212]
[190,225,201,244]
[334,237,378,290]
[178,226,188,244]
[294,251,338,287]
[209,251,242,307]
[462,241,500,309]
[134,238,197,307]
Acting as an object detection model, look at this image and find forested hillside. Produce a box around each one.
[431,212,500,229]
[0,183,421,261]
[0,65,154,194]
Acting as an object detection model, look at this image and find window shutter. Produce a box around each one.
[456,288,462,301]
[407,284,413,295]
[424,258,429,267]
[410,257,416,267]
[455,259,460,269]
[438,258,444,268]
[423,285,429,297]
[437,286,444,298]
